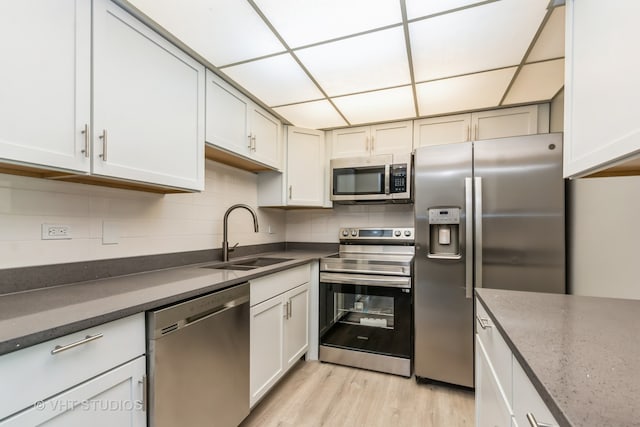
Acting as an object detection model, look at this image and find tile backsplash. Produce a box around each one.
[0,160,285,268]
[0,161,415,269]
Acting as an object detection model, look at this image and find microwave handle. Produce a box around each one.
[384,164,390,195]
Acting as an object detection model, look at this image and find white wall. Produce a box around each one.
[286,204,413,242]
[0,160,285,268]
[569,176,640,299]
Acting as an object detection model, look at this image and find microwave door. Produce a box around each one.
[332,165,387,201]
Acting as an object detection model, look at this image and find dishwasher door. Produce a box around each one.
[147,283,250,427]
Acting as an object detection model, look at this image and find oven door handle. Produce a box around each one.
[320,272,411,289]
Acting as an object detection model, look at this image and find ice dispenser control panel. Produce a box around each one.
[427,208,461,259]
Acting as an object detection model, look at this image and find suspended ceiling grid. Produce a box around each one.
[127,0,565,130]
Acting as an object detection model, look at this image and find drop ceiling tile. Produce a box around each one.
[410,0,548,81]
[416,68,517,116]
[222,54,323,106]
[333,86,415,125]
[405,0,487,19]
[527,6,565,62]
[254,0,402,48]
[274,100,347,129]
[127,0,284,66]
[295,28,410,97]
[503,59,564,104]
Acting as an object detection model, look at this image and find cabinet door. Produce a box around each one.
[512,357,558,427]
[250,296,285,408]
[0,357,146,427]
[284,282,310,370]
[205,70,251,158]
[413,114,471,148]
[331,126,369,158]
[0,0,90,173]
[370,121,413,155]
[287,127,325,206]
[472,105,539,141]
[92,0,205,191]
[564,0,640,177]
[475,337,513,427]
[251,106,281,169]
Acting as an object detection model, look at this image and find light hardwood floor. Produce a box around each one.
[241,361,475,427]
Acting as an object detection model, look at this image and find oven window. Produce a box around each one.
[333,166,385,195]
[319,282,411,358]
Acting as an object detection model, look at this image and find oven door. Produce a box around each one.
[319,272,412,359]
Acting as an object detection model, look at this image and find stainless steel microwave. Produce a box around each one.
[330,154,412,203]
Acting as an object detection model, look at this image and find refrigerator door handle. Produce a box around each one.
[474,176,483,289]
[465,177,473,298]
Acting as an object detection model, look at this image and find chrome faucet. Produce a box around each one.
[222,204,259,262]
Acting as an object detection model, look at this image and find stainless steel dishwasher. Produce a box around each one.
[147,282,250,427]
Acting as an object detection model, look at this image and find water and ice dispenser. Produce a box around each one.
[427,208,461,259]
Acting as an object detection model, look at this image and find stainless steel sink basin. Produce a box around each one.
[201,257,293,271]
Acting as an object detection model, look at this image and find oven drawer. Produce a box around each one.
[320,272,411,288]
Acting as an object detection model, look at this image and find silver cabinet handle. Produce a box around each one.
[289,185,293,199]
[98,129,107,161]
[283,302,288,319]
[81,124,89,157]
[287,300,292,318]
[465,177,473,299]
[474,176,483,289]
[251,135,257,152]
[527,413,554,427]
[51,333,104,355]
[247,133,252,149]
[139,375,147,412]
[476,315,492,330]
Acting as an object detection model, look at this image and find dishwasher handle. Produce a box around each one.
[184,294,249,328]
[149,282,250,339]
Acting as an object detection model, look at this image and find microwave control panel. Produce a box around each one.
[390,164,407,193]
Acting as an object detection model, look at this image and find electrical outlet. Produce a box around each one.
[41,224,71,240]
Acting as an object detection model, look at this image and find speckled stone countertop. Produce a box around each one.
[476,288,640,427]
[0,250,333,356]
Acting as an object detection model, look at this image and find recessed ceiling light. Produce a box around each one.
[273,100,347,129]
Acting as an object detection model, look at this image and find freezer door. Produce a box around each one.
[474,133,565,294]
[413,142,474,387]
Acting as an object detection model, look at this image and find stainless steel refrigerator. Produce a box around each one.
[413,133,565,388]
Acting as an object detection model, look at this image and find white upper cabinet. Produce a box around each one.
[257,126,326,208]
[205,71,282,170]
[564,0,640,177]
[0,0,205,192]
[414,114,472,148]
[331,120,413,158]
[92,0,204,191]
[414,105,545,148]
[0,0,91,173]
[205,70,251,158]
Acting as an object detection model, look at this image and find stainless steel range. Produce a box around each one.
[319,227,414,377]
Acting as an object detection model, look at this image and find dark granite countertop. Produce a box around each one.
[476,288,640,427]
[0,250,334,356]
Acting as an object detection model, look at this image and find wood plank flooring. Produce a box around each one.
[240,361,475,427]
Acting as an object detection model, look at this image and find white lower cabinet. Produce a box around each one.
[476,338,513,427]
[475,298,558,427]
[0,357,146,427]
[0,313,146,425]
[249,265,310,408]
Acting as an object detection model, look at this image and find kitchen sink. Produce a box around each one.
[201,257,293,271]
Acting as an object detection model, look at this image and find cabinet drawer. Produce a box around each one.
[476,337,513,427]
[0,313,145,418]
[250,264,311,306]
[512,357,559,427]
[476,299,513,406]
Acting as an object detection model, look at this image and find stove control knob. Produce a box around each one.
[394,230,401,237]
[351,229,358,237]
[341,229,349,237]
[404,230,412,237]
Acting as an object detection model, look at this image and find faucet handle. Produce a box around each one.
[229,242,239,252]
